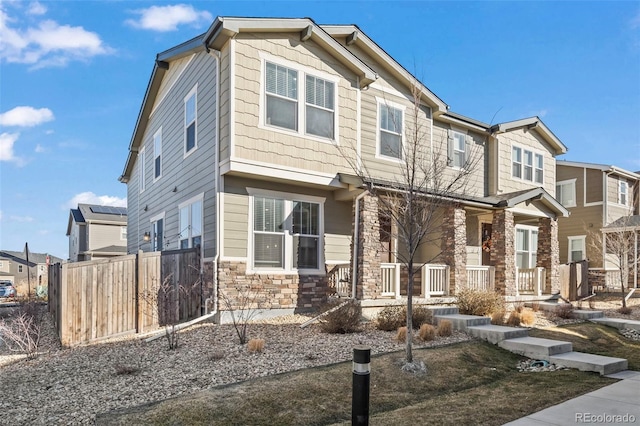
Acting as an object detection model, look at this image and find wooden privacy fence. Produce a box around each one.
[559,259,589,301]
[48,248,202,346]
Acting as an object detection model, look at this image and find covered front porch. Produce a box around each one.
[329,188,568,301]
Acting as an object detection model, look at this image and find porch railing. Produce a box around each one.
[328,264,351,297]
[516,267,545,296]
[465,266,495,292]
[421,264,450,297]
[381,263,401,298]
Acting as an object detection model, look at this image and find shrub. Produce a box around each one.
[618,306,632,315]
[319,299,362,333]
[531,302,540,312]
[437,320,452,337]
[418,324,436,341]
[375,305,433,331]
[491,309,506,325]
[506,311,521,326]
[520,309,536,326]
[456,289,505,316]
[514,304,525,313]
[555,303,574,319]
[248,338,265,353]
[396,326,407,343]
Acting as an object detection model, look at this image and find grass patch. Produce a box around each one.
[529,322,640,370]
[96,340,614,426]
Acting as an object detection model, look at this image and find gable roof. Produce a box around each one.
[490,117,567,155]
[67,204,127,236]
[0,250,64,266]
[603,215,640,232]
[557,160,640,181]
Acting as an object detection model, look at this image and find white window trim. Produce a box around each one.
[511,143,545,184]
[556,178,577,208]
[448,126,469,170]
[184,84,198,158]
[375,96,406,163]
[258,52,340,145]
[178,193,204,249]
[568,235,586,262]
[139,147,146,193]
[153,127,162,182]
[515,224,539,269]
[149,212,166,252]
[246,187,325,275]
[618,180,628,206]
[120,226,127,241]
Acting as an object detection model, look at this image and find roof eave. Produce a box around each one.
[491,117,567,155]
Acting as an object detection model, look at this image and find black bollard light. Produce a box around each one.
[352,345,371,426]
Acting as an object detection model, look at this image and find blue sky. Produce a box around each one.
[1,1,639,259]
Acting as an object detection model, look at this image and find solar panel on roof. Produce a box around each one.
[90,206,127,215]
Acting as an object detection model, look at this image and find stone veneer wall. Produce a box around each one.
[537,217,560,294]
[216,260,329,311]
[441,205,467,295]
[491,210,516,296]
[354,193,382,299]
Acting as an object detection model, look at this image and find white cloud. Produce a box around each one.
[0,4,113,69]
[125,4,212,32]
[66,192,127,209]
[34,143,46,153]
[0,106,53,127]
[27,2,46,16]
[0,132,25,165]
[9,215,34,223]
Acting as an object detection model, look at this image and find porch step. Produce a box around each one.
[571,310,604,320]
[591,317,640,332]
[466,324,529,344]
[498,337,572,359]
[434,314,491,331]
[549,352,628,376]
[426,306,459,316]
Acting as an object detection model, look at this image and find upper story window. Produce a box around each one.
[556,179,576,208]
[179,196,203,249]
[619,181,628,206]
[18,265,23,273]
[121,226,127,241]
[448,130,471,168]
[184,86,197,155]
[568,236,586,262]
[153,128,162,180]
[263,57,338,142]
[378,102,403,160]
[512,145,543,184]
[139,148,146,193]
[250,189,324,272]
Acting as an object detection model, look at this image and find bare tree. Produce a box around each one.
[219,282,264,344]
[0,300,44,359]
[591,214,640,308]
[338,83,480,367]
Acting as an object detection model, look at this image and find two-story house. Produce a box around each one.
[66,204,128,262]
[120,17,569,316]
[556,160,639,289]
[0,250,63,295]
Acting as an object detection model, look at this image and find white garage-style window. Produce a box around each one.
[249,189,324,273]
[262,54,338,142]
[179,194,203,249]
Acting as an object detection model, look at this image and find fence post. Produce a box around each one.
[352,346,370,426]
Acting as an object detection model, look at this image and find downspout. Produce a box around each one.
[602,171,611,268]
[206,44,222,316]
[352,191,367,299]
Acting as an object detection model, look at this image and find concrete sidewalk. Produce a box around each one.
[504,370,640,425]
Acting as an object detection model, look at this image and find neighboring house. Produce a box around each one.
[66,204,128,262]
[120,17,569,316]
[556,161,640,288]
[0,250,63,291]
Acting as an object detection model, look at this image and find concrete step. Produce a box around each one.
[434,314,491,331]
[591,317,640,332]
[549,351,628,376]
[426,306,459,316]
[467,324,530,344]
[498,337,572,359]
[571,310,604,320]
[525,301,571,313]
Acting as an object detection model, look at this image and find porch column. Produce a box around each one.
[538,217,560,294]
[353,193,382,299]
[491,210,517,296]
[441,204,467,295]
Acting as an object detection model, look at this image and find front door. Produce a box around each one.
[481,223,492,265]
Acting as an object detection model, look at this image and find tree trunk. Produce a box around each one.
[406,261,414,363]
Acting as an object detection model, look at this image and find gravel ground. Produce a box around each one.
[1,297,638,425]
